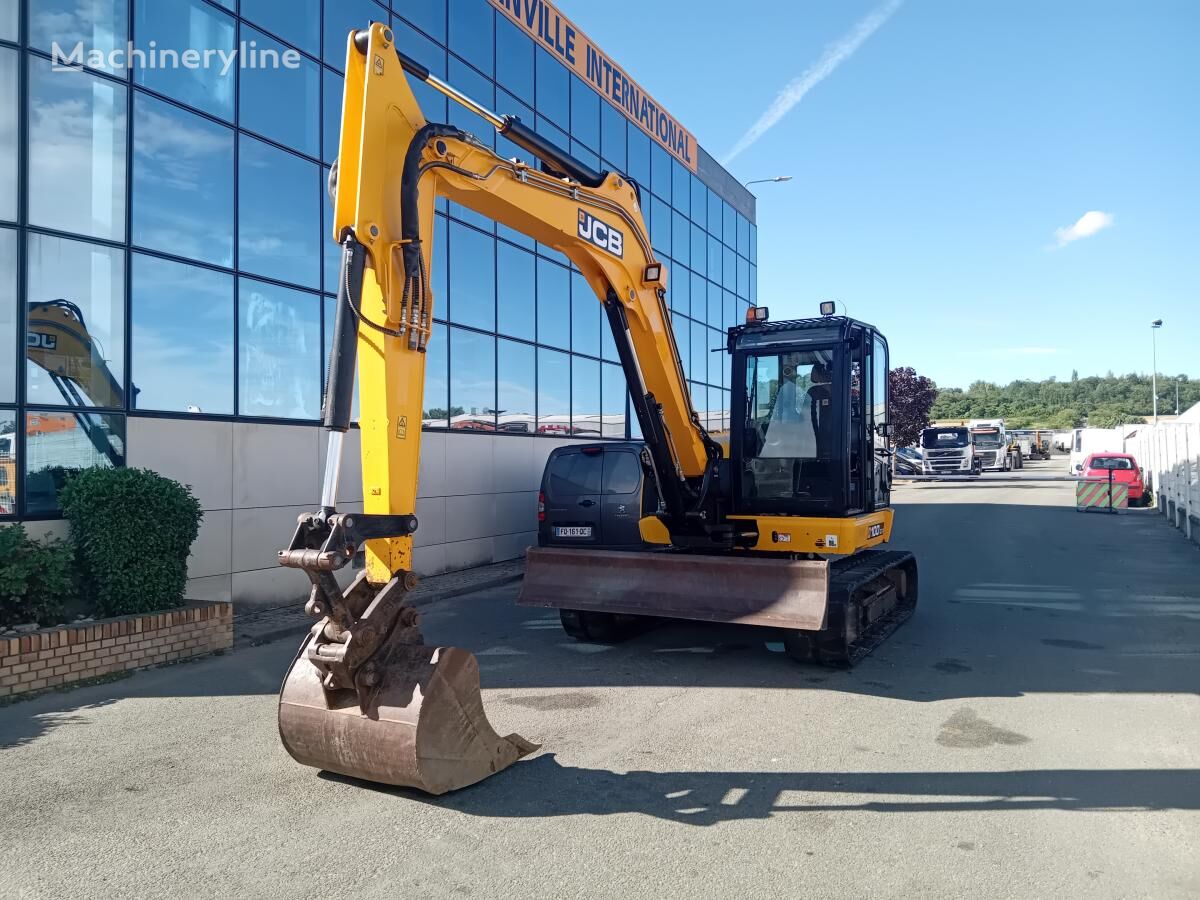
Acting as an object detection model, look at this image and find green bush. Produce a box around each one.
[0,525,76,628]
[59,468,203,618]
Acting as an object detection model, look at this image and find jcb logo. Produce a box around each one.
[578,210,623,258]
[868,523,884,539]
[28,332,57,350]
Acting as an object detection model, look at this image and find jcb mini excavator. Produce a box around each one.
[277,24,917,795]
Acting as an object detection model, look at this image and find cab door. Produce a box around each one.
[869,332,891,510]
[542,447,603,545]
[600,447,645,548]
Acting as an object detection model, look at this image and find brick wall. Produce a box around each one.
[0,602,233,700]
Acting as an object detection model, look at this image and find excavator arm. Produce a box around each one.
[277,23,729,794]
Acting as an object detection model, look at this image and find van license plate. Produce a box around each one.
[554,526,593,538]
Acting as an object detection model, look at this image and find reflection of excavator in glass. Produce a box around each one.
[276,24,918,795]
[25,298,126,468]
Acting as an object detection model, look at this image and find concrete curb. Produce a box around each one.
[235,571,525,649]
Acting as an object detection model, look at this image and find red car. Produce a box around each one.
[1081,452,1147,506]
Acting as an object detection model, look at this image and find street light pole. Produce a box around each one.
[743,175,793,188]
[1151,319,1163,424]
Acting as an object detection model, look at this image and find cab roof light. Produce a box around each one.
[643,263,662,283]
[746,306,769,323]
[819,301,836,317]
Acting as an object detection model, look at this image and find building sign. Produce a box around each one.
[488,0,698,172]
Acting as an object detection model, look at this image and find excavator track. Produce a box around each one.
[784,549,918,667]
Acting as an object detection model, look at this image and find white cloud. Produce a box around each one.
[723,0,902,164]
[1005,347,1059,355]
[1054,210,1114,247]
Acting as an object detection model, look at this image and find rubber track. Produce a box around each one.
[823,548,918,666]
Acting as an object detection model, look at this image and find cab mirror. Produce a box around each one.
[877,422,895,438]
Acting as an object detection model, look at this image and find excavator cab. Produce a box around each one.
[730,313,892,520]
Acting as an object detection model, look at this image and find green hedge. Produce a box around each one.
[59,468,203,618]
[0,525,76,628]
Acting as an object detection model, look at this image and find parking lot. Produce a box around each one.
[2,469,1198,899]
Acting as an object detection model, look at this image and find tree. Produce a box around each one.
[889,367,937,447]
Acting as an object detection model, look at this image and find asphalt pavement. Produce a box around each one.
[2,459,1198,899]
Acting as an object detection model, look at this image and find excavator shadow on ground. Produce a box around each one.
[319,756,1200,824]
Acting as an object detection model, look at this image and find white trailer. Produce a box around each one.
[1067,427,1125,474]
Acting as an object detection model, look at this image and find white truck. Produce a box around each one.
[969,419,1010,471]
[1067,427,1125,475]
[919,425,978,475]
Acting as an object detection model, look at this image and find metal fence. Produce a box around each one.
[1125,422,1200,543]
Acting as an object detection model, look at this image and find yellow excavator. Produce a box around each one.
[277,24,917,795]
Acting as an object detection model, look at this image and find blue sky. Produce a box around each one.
[569,0,1198,389]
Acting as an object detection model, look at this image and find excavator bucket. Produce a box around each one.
[278,635,537,795]
[519,546,830,630]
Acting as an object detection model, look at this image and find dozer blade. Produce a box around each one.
[519,546,830,630]
[278,637,537,795]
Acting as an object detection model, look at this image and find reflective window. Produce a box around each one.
[242,0,319,56]
[569,75,599,150]
[672,211,690,267]
[689,381,705,430]
[132,254,233,415]
[448,55,494,146]
[571,140,600,173]
[537,348,569,433]
[240,26,319,157]
[497,242,535,340]
[672,312,689,380]
[448,221,495,331]
[738,255,749,299]
[600,363,626,438]
[650,195,670,258]
[132,93,234,267]
[239,136,320,288]
[536,258,569,350]
[324,0,386,69]
[650,143,671,203]
[691,320,707,385]
[708,281,722,329]
[535,116,568,160]
[30,0,128,75]
[572,356,600,436]
[535,48,568,129]
[26,234,125,409]
[669,267,689,315]
[496,15,533,106]
[1,0,15,41]
[627,126,650,190]
[401,0,446,43]
[238,278,320,420]
[600,102,626,171]
[0,228,14,401]
[750,266,757,302]
[423,321,449,428]
[571,271,599,358]
[322,170,340,294]
[322,68,344,163]
[724,201,737,248]
[28,57,127,242]
[450,327,495,430]
[707,189,722,237]
[690,175,706,230]
[711,329,725,387]
[690,223,706,278]
[25,410,124,516]
[496,339,535,433]
[135,0,235,119]
[723,246,736,291]
[750,223,758,264]
[0,408,15,516]
[707,236,722,284]
[671,163,690,217]
[431,212,448,308]
[690,272,705,321]
[738,213,750,259]
[600,309,617,363]
[448,0,493,76]
[723,289,736,332]
[0,49,12,223]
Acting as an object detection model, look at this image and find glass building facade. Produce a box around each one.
[0,0,756,521]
